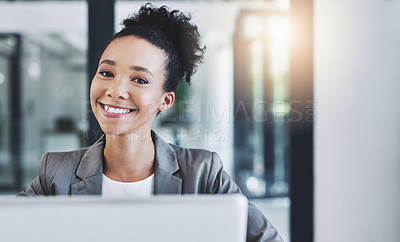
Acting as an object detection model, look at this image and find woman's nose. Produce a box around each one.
[106,78,129,100]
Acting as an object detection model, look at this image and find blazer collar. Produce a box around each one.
[71,131,182,195]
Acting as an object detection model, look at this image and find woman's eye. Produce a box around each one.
[99,71,114,77]
[132,78,148,84]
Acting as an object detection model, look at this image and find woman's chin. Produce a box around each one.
[101,124,150,138]
[102,127,131,136]
[100,124,130,136]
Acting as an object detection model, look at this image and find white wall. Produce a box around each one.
[315,1,400,242]
[0,2,87,32]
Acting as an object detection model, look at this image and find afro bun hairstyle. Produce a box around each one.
[110,3,205,92]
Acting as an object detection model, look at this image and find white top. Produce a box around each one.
[101,173,154,198]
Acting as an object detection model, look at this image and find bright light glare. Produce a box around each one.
[242,14,263,39]
[265,15,291,40]
[246,176,266,196]
[266,15,290,77]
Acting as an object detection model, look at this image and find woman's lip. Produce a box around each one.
[99,102,137,118]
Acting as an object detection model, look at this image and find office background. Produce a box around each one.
[0,1,399,242]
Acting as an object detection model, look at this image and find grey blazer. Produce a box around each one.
[19,132,283,242]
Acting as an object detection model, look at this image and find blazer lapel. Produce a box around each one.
[152,131,182,195]
[71,135,105,195]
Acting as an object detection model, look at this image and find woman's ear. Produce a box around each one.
[158,91,175,112]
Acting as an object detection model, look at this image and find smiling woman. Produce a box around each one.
[18,3,283,242]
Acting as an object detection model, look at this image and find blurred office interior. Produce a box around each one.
[0,1,399,242]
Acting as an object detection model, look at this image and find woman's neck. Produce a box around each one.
[103,129,155,182]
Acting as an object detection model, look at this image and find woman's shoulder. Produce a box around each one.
[39,147,89,171]
[170,143,212,159]
[166,143,237,194]
[42,134,105,167]
[168,143,224,170]
[44,146,89,161]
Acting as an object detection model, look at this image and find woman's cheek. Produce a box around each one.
[89,80,101,111]
[90,79,104,100]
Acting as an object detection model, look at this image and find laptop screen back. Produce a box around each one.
[0,194,248,242]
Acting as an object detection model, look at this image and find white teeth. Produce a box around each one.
[103,104,130,114]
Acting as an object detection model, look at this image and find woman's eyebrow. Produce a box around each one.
[130,65,154,78]
[99,59,116,66]
[99,59,154,78]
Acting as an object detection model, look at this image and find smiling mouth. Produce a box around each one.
[100,102,137,114]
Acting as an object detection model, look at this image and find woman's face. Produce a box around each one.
[90,36,174,136]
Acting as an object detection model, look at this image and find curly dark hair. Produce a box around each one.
[109,3,205,92]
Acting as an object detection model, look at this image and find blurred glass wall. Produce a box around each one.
[0,1,87,190]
